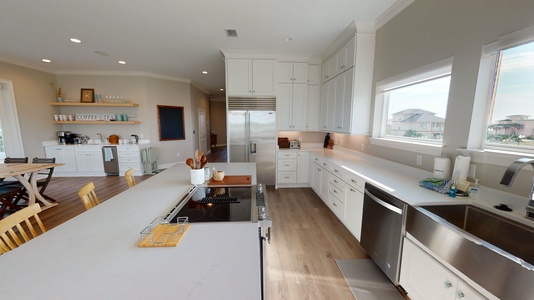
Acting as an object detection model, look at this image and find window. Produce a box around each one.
[485,41,534,150]
[371,57,452,155]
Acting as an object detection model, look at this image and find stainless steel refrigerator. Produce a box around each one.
[228,110,276,185]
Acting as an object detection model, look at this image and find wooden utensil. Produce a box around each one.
[186,158,195,169]
[194,150,199,168]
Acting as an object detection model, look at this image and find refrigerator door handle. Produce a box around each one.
[250,141,257,154]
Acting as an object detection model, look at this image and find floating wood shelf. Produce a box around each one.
[53,121,140,125]
[50,102,139,107]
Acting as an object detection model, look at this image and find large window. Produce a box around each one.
[372,57,452,154]
[485,41,534,149]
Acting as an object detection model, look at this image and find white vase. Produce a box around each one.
[190,169,205,185]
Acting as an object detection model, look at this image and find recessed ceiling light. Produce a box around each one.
[70,38,82,43]
[284,37,293,42]
[202,71,208,74]
[220,88,224,91]
[41,58,51,63]
[118,60,126,65]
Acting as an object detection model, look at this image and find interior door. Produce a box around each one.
[198,108,207,154]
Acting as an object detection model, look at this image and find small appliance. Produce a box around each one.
[289,139,300,149]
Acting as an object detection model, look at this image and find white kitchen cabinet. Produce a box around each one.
[118,145,145,175]
[307,64,320,85]
[319,78,337,131]
[306,85,319,131]
[44,146,77,174]
[278,83,307,131]
[321,56,335,83]
[226,59,277,97]
[74,147,104,174]
[344,184,364,241]
[334,36,356,75]
[296,151,309,183]
[400,238,486,300]
[276,151,309,187]
[311,159,322,195]
[278,62,308,84]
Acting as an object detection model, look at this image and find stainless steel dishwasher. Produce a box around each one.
[102,146,119,175]
[360,182,407,285]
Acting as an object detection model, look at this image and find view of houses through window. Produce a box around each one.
[486,41,534,148]
[385,76,451,141]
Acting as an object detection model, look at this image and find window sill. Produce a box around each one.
[459,148,534,167]
[370,138,442,156]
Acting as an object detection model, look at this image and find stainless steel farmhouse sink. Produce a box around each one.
[406,204,534,299]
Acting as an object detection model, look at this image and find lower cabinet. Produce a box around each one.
[276,150,309,187]
[400,238,486,300]
[118,146,144,175]
[74,147,104,174]
[344,184,364,241]
[44,146,77,174]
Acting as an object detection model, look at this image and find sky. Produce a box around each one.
[491,42,534,121]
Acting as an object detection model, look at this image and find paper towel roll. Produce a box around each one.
[433,157,451,179]
[452,155,471,180]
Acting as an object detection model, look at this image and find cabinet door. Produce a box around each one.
[278,62,293,83]
[311,161,322,195]
[227,59,252,96]
[400,238,458,300]
[252,60,276,96]
[307,64,320,85]
[75,153,93,172]
[291,84,307,130]
[326,79,337,131]
[306,85,319,131]
[319,81,329,131]
[277,84,292,130]
[45,147,77,173]
[345,186,364,241]
[344,37,356,69]
[296,152,309,183]
[320,164,330,202]
[292,63,308,83]
[337,37,356,73]
[334,75,345,131]
[340,70,354,133]
[321,57,334,83]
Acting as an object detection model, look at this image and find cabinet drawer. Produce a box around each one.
[278,159,297,171]
[330,165,346,178]
[278,172,296,183]
[278,152,297,159]
[329,193,344,217]
[330,173,346,191]
[118,146,140,152]
[329,183,345,203]
[345,172,364,192]
[118,151,140,158]
[119,157,141,164]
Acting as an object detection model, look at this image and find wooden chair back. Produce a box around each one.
[124,168,137,188]
[0,203,46,254]
[78,182,101,210]
[4,157,28,164]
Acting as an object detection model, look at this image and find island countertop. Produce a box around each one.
[0,162,261,300]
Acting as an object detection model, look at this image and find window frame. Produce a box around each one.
[371,57,453,156]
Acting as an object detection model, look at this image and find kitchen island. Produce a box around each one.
[0,162,261,300]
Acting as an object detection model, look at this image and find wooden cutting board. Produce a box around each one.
[208,175,252,186]
[138,224,191,248]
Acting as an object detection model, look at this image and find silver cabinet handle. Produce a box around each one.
[455,291,465,299]
[350,188,356,192]
[364,189,403,214]
[332,202,337,207]
[443,280,453,289]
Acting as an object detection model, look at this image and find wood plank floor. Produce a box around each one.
[9,174,372,299]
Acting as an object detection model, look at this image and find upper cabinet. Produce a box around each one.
[226,59,277,97]
[320,34,375,135]
[278,62,308,84]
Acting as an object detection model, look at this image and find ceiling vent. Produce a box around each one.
[225,29,238,38]
[92,50,110,56]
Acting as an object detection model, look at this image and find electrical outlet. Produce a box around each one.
[176,153,180,157]
[361,144,365,152]
[468,164,476,179]
[416,155,423,166]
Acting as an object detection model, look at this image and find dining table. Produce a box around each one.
[0,163,63,210]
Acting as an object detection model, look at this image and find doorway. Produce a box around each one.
[198,108,207,154]
[0,80,24,158]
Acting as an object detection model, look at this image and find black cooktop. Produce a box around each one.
[169,186,253,223]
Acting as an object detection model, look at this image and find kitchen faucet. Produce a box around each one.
[131,134,139,144]
[96,133,103,144]
[500,158,534,219]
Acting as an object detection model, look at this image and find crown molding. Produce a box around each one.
[220,49,282,59]
[0,56,55,74]
[54,70,191,83]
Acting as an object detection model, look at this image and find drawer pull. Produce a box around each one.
[333,202,337,207]
[284,164,290,166]
[443,280,452,289]
[334,169,339,172]
[350,188,355,192]
[333,190,338,193]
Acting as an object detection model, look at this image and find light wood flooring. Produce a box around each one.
[12,175,372,299]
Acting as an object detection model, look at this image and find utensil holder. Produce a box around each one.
[190,169,205,185]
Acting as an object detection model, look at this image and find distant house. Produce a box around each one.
[388,109,445,139]
[487,114,534,137]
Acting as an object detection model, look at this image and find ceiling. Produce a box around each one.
[0,0,407,98]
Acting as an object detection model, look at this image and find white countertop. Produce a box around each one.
[304,146,534,228]
[0,162,261,300]
[43,140,150,147]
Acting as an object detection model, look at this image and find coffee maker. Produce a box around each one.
[57,131,70,144]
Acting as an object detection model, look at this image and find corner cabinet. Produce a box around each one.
[320,34,375,134]
[226,59,277,97]
[277,83,307,131]
[50,102,141,125]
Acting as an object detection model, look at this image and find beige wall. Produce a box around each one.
[190,85,211,153]
[0,61,57,159]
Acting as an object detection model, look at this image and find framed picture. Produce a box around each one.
[80,88,95,103]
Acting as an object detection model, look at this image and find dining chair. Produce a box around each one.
[0,186,25,219]
[78,182,101,210]
[124,168,137,188]
[0,203,46,254]
[0,157,29,186]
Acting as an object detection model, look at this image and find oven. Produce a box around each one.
[164,184,271,299]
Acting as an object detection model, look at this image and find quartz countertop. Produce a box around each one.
[307,147,534,228]
[0,162,261,299]
[42,140,150,147]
